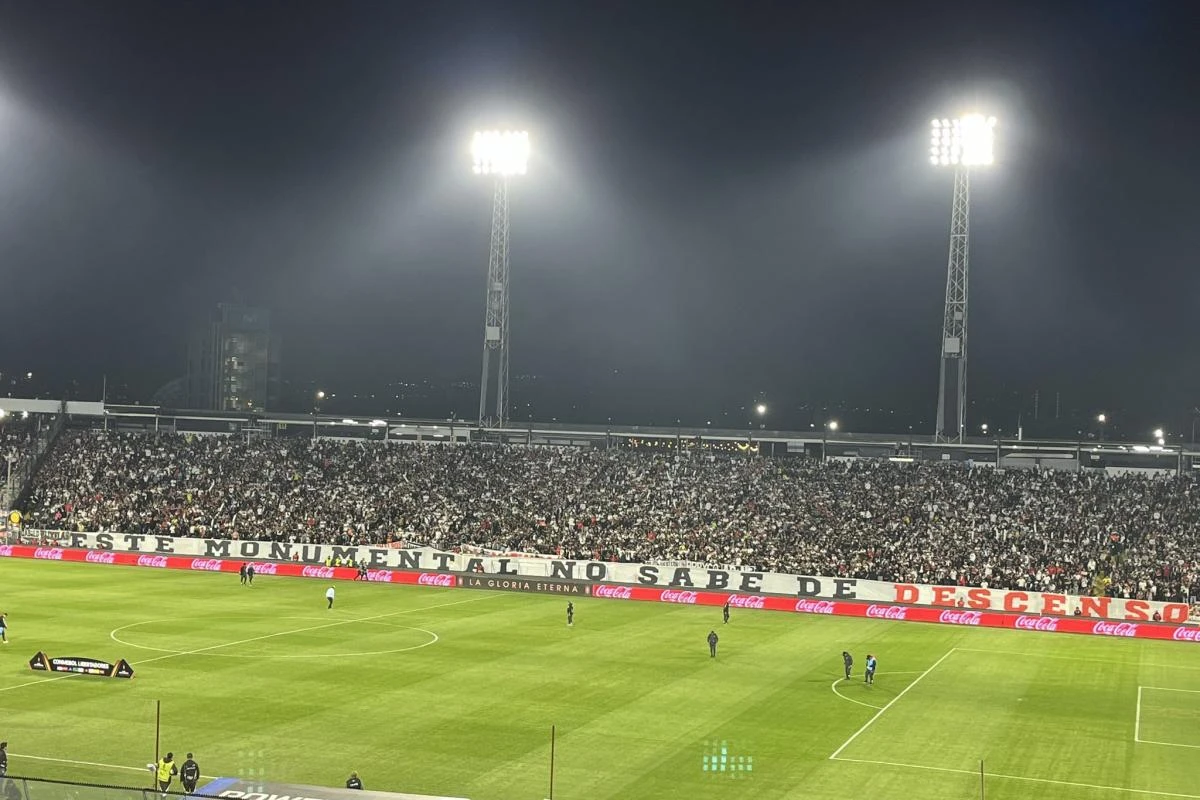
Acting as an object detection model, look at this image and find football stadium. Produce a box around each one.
[3,5,1200,800]
[2,408,1200,800]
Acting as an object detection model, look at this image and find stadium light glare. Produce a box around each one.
[755,403,767,416]
[827,420,839,432]
[929,114,996,168]
[472,130,530,177]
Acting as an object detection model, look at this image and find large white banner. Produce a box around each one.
[32,530,1192,622]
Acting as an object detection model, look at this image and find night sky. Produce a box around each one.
[0,0,1196,436]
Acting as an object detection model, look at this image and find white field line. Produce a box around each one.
[1136,685,1200,750]
[10,751,216,778]
[831,755,1200,799]
[829,670,924,711]
[828,648,957,760]
[0,593,496,695]
[1136,685,1144,742]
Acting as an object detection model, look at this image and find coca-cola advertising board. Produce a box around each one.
[588,584,1200,644]
[0,545,446,587]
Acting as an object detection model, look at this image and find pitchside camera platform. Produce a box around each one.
[29,650,134,678]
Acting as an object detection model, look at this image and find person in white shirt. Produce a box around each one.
[326,586,335,609]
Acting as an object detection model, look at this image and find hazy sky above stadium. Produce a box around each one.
[0,0,1196,433]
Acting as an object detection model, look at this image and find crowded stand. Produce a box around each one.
[18,430,1200,606]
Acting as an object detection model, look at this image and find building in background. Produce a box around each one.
[186,303,281,411]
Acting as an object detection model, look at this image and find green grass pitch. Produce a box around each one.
[2,559,1200,800]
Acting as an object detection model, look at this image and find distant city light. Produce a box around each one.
[472,130,530,176]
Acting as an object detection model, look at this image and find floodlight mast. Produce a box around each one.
[929,114,995,443]
[472,130,529,429]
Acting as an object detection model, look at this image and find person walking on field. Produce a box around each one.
[326,586,336,609]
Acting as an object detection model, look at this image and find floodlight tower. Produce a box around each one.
[929,114,995,442]
[472,130,529,429]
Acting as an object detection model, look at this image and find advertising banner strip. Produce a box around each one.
[3,544,1198,644]
[22,531,1192,623]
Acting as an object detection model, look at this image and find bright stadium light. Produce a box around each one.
[930,114,996,167]
[474,129,529,428]
[930,112,998,444]
[472,130,530,177]
[755,403,767,416]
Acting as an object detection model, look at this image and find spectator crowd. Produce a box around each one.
[18,430,1200,604]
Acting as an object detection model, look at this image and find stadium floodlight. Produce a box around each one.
[755,403,767,416]
[930,113,997,443]
[472,130,530,177]
[474,129,529,429]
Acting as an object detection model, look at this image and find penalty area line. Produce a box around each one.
[830,756,1200,799]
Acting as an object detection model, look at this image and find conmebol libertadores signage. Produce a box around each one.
[14,531,1194,623]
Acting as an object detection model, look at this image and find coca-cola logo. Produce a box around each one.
[365,570,393,582]
[866,605,908,620]
[1014,616,1059,632]
[302,566,335,579]
[794,599,836,615]
[252,562,278,575]
[1092,621,1139,637]
[34,548,65,561]
[85,551,117,564]
[660,590,699,604]
[137,555,168,568]
[417,573,454,587]
[189,559,223,571]
[939,610,983,626]
[1172,627,1200,642]
[727,595,766,609]
[593,585,633,600]
[0,545,12,557]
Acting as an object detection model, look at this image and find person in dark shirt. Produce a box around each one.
[1,740,8,776]
[180,754,200,794]
[723,599,730,624]
[346,772,363,790]
[246,564,255,585]
[356,564,368,581]
[707,630,718,658]
[566,602,574,627]
[0,612,8,643]
[239,564,248,585]
[842,651,853,680]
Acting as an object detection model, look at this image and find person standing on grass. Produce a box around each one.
[723,599,730,624]
[246,563,255,585]
[842,651,853,680]
[239,563,248,585]
[1,740,8,776]
[156,753,178,797]
[180,753,200,794]
[326,586,336,609]
[0,612,8,644]
[708,630,718,658]
[864,654,877,685]
[566,602,574,627]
